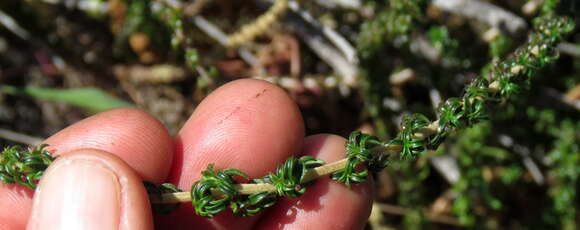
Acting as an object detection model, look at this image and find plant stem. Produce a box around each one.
[150,159,349,204]
[149,73,509,204]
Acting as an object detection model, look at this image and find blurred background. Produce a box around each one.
[0,0,579,229]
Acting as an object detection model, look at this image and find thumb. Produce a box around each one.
[27,149,154,230]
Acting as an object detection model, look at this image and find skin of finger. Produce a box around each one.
[255,134,374,230]
[44,108,173,183]
[156,79,305,230]
[27,149,154,230]
[0,216,24,230]
[0,108,173,228]
[0,184,33,230]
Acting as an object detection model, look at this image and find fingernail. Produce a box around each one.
[28,158,121,230]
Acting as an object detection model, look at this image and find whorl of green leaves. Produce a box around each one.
[191,164,248,217]
[0,144,55,189]
[255,156,324,197]
[331,131,386,186]
[229,191,278,217]
[389,114,431,159]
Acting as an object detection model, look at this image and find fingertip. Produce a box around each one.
[160,79,305,229]
[173,78,304,186]
[44,108,173,183]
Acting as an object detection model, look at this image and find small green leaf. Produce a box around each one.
[1,86,133,114]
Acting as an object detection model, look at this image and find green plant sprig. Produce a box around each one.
[0,14,574,219]
[135,14,577,218]
[0,144,55,190]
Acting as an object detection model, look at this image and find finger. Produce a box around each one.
[0,184,33,230]
[255,134,374,230]
[44,108,173,182]
[0,108,173,228]
[27,149,154,230]
[156,79,305,229]
[0,216,22,230]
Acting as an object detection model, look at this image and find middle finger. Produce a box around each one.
[156,79,305,229]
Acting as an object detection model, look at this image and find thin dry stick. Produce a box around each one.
[227,0,289,47]
[314,0,361,9]
[287,0,359,64]
[257,0,359,86]
[0,9,66,71]
[282,7,359,86]
[191,16,260,67]
[0,128,43,146]
[432,0,527,35]
[558,42,580,58]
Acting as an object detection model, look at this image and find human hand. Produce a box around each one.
[0,79,373,230]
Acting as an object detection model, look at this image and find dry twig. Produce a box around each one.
[432,0,527,35]
[0,128,43,146]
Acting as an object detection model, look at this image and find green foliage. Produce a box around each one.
[191,164,248,217]
[489,35,512,59]
[256,156,324,197]
[189,156,326,217]
[383,15,575,161]
[427,26,463,66]
[331,131,385,186]
[389,114,430,159]
[450,123,505,227]
[398,156,430,229]
[185,47,199,69]
[357,0,427,139]
[152,2,184,48]
[545,119,580,230]
[428,26,458,53]
[542,0,560,15]
[0,86,134,114]
[0,145,55,189]
[358,0,426,57]
[493,16,573,100]
[229,191,278,217]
